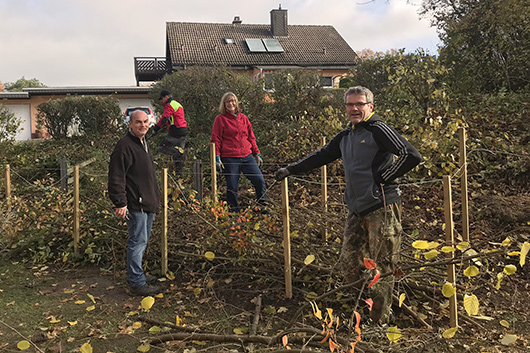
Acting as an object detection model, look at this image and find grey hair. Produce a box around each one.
[219,92,239,114]
[344,86,374,104]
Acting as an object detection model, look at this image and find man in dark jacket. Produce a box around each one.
[151,90,189,176]
[109,110,161,296]
[275,86,421,323]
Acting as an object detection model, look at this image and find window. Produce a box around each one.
[320,76,333,88]
[224,38,234,44]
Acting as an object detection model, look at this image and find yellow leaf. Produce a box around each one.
[141,296,155,310]
[233,327,248,334]
[442,283,456,298]
[386,326,401,343]
[427,241,440,249]
[166,271,175,280]
[463,266,480,277]
[154,293,164,299]
[423,249,439,260]
[507,251,520,256]
[87,293,96,303]
[137,344,150,352]
[193,288,201,297]
[64,289,75,294]
[132,322,142,329]
[128,311,139,316]
[501,238,511,247]
[463,294,479,316]
[75,300,86,305]
[17,340,31,350]
[456,242,469,251]
[68,320,78,326]
[500,334,518,346]
[149,326,161,333]
[441,246,455,253]
[310,301,322,320]
[80,342,93,353]
[204,251,215,261]
[398,293,406,308]
[305,292,318,300]
[520,242,530,267]
[49,316,61,323]
[496,273,504,290]
[499,320,510,328]
[327,308,333,322]
[304,254,315,265]
[412,240,429,249]
[86,305,95,311]
[176,315,182,326]
[503,265,517,275]
[254,223,260,230]
[442,327,458,339]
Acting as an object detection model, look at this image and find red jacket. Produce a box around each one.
[211,112,260,158]
[156,98,187,129]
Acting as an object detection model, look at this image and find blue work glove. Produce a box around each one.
[253,153,263,168]
[215,155,224,171]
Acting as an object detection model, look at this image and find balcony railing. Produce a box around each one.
[134,57,170,85]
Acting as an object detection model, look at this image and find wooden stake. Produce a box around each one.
[443,175,458,328]
[320,137,328,241]
[281,178,292,299]
[161,168,168,275]
[210,143,218,203]
[459,127,470,246]
[73,165,80,254]
[4,164,11,212]
[193,160,203,201]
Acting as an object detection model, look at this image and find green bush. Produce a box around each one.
[0,104,22,142]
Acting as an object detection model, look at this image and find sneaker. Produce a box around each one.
[129,283,160,296]
[145,273,158,284]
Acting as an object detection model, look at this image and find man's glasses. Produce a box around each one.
[346,102,371,108]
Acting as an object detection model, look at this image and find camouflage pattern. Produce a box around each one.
[159,135,188,175]
[339,202,402,322]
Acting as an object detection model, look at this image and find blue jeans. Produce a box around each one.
[222,154,267,212]
[126,211,155,287]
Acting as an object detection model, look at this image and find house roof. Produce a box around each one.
[22,86,151,96]
[166,22,359,69]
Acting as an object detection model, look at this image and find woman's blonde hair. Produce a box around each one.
[219,92,239,114]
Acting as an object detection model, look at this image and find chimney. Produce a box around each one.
[232,16,242,25]
[270,6,288,37]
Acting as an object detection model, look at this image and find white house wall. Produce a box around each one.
[5,104,31,141]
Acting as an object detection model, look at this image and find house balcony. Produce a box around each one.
[134,57,170,85]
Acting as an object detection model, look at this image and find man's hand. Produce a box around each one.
[215,155,224,171]
[253,153,263,168]
[115,206,128,219]
[275,168,290,181]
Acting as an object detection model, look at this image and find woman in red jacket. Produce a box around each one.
[211,92,267,212]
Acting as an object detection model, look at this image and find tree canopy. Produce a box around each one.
[4,77,47,92]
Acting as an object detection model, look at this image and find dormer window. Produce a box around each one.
[224,38,234,44]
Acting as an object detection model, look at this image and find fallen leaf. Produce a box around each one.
[363,258,377,269]
[442,327,458,338]
[141,296,155,310]
[17,340,31,350]
[386,326,401,343]
[304,254,315,265]
[80,342,93,353]
[500,334,517,346]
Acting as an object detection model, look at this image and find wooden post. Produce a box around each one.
[60,157,68,193]
[210,143,218,203]
[459,127,470,246]
[320,136,328,241]
[193,160,203,201]
[4,164,11,211]
[73,165,80,254]
[281,178,292,299]
[443,175,458,328]
[161,168,168,275]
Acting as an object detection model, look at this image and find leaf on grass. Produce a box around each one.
[75,300,86,305]
[500,334,518,346]
[412,240,429,250]
[132,322,142,329]
[503,265,517,275]
[463,294,479,316]
[363,258,377,269]
[367,270,380,288]
[137,344,150,352]
[441,246,455,253]
[398,293,406,308]
[204,251,215,261]
[463,265,480,277]
[365,298,373,311]
[80,342,93,353]
[423,249,440,260]
[456,242,469,251]
[64,289,75,294]
[499,320,510,328]
[68,320,78,326]
[442,283,456,298]
[49,316,61,323]
[496,273,504,290]
[87,293,95,304]
[304,254,315,265]
[520,242,530,267]
[386,326,401,343]
[17,340,31,350]
[86,305,95,312]
[149,326,161,333]
[141,296,155,310]
[442,327,458,339]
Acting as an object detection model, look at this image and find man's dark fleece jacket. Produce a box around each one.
[286,113,421,216]
[108,132,161,213]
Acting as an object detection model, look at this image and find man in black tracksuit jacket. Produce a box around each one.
[275,86,421,323]
[109,110,161,296]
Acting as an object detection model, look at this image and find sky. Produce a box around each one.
[0,0,440,88]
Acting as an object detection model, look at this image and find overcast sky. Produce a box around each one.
[0,0,440,88]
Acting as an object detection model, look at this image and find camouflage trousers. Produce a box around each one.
[159,134,188,176]
[339,202,402,322]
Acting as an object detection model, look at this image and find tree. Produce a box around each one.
[421,0,530,93]
[5,77,46,92]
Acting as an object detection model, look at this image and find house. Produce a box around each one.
[135,7,359,87]
[0,86,152,141]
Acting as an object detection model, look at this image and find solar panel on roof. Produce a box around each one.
[262,38,284,53]
[245,38,267,52]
